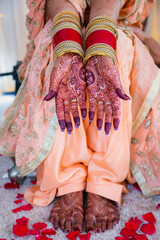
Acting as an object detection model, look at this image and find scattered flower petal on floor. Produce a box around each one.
[28,229,40,235]
[14,199,23,204]
[156,204,160,209]
[115,237,127,240]
[132,183,141,191]
[12,204,33,213]
[4,182,19,189]
[16,193,24,198]
[35,235,52,240]
[31,180,37,184]
[66,230,80,239]
[125,217,142,230]
[79,233,91,240]
[140,223,156,235]
[142,212,156,223]
[16,216,29,226]
[13,223,29,236]
[120,228,136,238]
[134,233,148,240]
[41,228,56,235]
[32,222,48,230]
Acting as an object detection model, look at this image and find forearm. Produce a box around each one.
[89,0,122,21]
[143,36,160,68]
[47,0,79,20]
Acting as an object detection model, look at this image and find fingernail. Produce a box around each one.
[74,116,80,127]
[43,90,56,101]
[81,108,87,119]
[59,120,65,132]
[115,88,129,100]
[66,122,73,133]
[97,119,102,130]
[68,132,72,134]
[124,94,131,100]
[113,118,120,130]
[89,111,95,122]
[105,122,111,134]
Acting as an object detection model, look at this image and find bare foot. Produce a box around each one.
[85,193,119,233]
[49,191,84,233]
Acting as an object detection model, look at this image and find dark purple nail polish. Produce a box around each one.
[124,94,131,100]
[97,119,102,130]
[81,108,87,119]
[113,118,120,130]
[66,229,70,233]
[88,227,94,232]
[115,88,129,100]
[74,227,80,231]
[59,120,66,132]
[89,111,95,122]
[43,90,56,101]
[96,229,100,233]
[105,122,111,134]
[55,227,58,230]
[66,122,73,133]
[74,116,80,127]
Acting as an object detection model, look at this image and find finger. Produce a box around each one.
[97,101,104,130]
[112,98,121,131]
[89,97,97,122]
[78,93,87,120]
[64,102,73,134]
[70,100,80,128]
[43,90,56,101]
[104,103,112,135]
[56,96,65,132]
[115,88,130,100]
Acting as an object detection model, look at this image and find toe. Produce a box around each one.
[65,218,72,233]
[101,219,107,232]
[60,217,65,232]
[72,219,83,232]
[107,217,113,230]
[95,218,101,233]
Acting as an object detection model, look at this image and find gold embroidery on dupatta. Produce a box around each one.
[132,69,160,136]
[119,0,141,20]
[139,163,154,179]
[9,122,20,136]
[146,134,152,142]
[144,118,151,129]
[136,151,146,157]
[18,106,58,176]
[131,137,139,144]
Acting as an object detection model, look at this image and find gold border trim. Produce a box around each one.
[18,107,58,176]
[119,0,141,20]
[132,69,160,136]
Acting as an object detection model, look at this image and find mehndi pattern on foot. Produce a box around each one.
[85,192,119,233]
[50,191,84,233]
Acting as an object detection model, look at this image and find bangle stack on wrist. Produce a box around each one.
[51,11,84,61]
[84,16,118,65]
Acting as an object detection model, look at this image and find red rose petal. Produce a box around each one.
[31,180,37,184]
[12,206,25,213]
[115,237,127,240]
[133,183,141,191]
[23,204,33,210]
[16,193,24,199]
[13,224,29,236]
[12,204,33,213]
[32,222,47,230]
[41,229,56,235]
[120,228,136,238]
[0,239,7,240]
[79,233,91,240]
[134,233,148,240]
[4,182,19,189]
[28,229,40,235]
[156,204,160,209]
[142,212,156,223]
[16,217,29,226]
[35,236,52,240]
[125,217,142,230]
[14,199,23,204]
[66,230,80,239]
[140,223,156,235]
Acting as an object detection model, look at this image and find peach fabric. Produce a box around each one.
[0,0,159,206]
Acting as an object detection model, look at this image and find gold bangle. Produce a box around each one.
[53,11,79,23]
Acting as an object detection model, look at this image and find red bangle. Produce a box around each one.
[86,30,116,51]
[53,28,82,48]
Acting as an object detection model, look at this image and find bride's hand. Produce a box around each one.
[44,53,86,133]
[86,55,130,135]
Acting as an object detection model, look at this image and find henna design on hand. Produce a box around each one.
[86,55,130,134]
[44,53,86,133]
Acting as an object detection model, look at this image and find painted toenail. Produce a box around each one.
[66,229,70,233]
[96,229,100,233]
[74,227,80,231]
[88,227,94,232]
[55,227,58,230]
